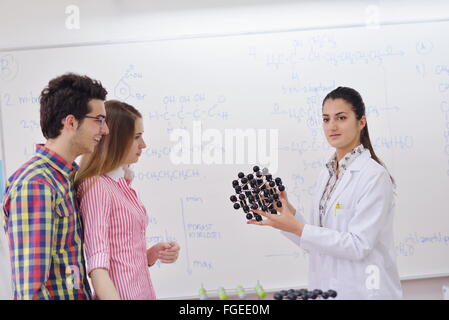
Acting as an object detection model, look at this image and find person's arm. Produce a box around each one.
[248,188,305,235]
[89,269,120,300]
[147,242,180,266]
[6,181,54,299]
[249,170,393,261]
[248,197,304,235]
[78,178,119,300]
[298,170,393,261]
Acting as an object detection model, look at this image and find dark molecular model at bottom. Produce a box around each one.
[273,289,337,300]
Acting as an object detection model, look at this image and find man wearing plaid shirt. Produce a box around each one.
[2,73,109,299]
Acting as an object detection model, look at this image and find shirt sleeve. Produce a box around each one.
[280,170,327,249]
[299,170,393,261]
[78,178,111,275]
[280,211,307,248]
[6,181,54,300]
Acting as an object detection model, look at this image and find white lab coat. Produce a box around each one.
[282,150,403,299]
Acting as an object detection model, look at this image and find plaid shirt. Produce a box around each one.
[2,144,91,300]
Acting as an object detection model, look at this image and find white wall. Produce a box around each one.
[0,0,448,299]
[2,0,449,51]
[401,276,449,300]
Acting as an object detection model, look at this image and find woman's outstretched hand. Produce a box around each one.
[147,242,180,266]
[247,194,304,236]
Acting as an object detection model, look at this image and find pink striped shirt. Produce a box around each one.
[77,167,156,300]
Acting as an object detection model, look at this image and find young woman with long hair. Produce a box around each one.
[75,100,180,300]
[249,87,402,299]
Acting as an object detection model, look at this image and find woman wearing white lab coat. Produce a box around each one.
[249,87,403,299]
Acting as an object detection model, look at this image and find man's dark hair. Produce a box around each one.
[39,73,108,139]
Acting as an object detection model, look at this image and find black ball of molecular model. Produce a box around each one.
[230,166,286,221]
[273,289,337,300]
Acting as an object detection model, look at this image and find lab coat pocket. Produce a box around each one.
[332,207,355,231]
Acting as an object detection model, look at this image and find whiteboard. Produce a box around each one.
[1,20,449,299]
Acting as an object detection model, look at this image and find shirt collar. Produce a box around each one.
[326,144,365,175]
[35,144,78,178]
[106,166,125,182]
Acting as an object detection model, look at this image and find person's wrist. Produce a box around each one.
[292,221,304,236]
[147,248,158,266]
[286,202,296,216]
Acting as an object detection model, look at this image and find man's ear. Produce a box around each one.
[62,114,79,131]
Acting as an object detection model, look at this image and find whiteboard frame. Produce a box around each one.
[1,17,449,53]
[400,273,449,281]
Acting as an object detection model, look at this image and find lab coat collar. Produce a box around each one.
[326,144,365,175]
[346,149,371,171]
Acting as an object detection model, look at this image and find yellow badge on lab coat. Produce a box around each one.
[334,202,341,216]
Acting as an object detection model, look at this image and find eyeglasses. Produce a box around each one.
[84,115,106,127]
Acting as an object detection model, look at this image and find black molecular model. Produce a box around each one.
[229,166,285,221]
[273,289,338,300]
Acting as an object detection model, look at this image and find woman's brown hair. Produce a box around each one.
[75,100,142,189]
